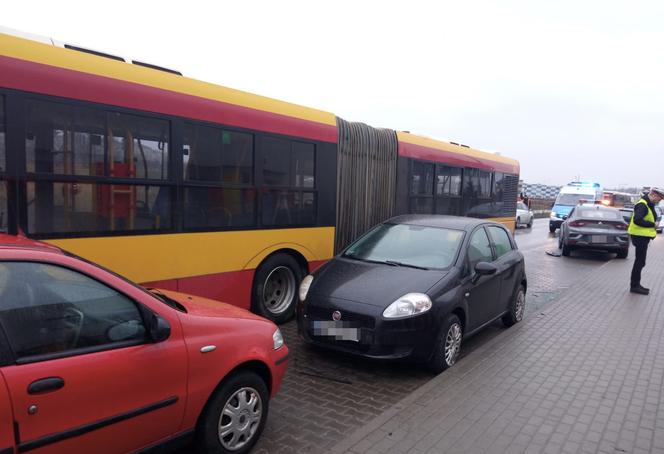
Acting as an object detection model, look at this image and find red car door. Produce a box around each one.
[0,372,15,453]
[0,258,188,454]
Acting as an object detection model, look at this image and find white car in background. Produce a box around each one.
[656,205,663,234]
[516,202,534,228]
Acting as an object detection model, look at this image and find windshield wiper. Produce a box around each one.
[384,260,428,270]
[147,288,188,313]
[343,256,429,270]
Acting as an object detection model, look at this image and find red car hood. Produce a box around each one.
[154,289,267,322]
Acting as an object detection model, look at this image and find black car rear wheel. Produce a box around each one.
[559,233,571,256]
[502,285,525,327]
[428,314,463,374]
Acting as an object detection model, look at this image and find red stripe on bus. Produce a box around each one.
[0,55,338,143]
[142,260,328,310]
[142,269,255,310]
[309,259,327,273]
[398,141,519,174]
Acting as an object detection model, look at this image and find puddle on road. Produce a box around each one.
[527,289,564,314]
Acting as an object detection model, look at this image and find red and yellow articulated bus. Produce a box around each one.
[0,28,519,323]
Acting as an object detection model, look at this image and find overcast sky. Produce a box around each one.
[4,0,663,188]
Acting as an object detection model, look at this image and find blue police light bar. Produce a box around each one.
[568,181,600,188]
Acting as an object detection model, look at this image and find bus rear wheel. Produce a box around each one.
[252,253,304,324]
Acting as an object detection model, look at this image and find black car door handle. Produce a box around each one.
[28,377,65,395]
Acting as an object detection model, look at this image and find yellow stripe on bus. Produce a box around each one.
[47,227,335,283]
[0,33,337,127]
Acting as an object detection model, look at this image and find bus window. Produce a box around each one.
[26,100,169,181]
[0,96,5,232]
[222,131,253,185]
[434,165,463,216]
[262,137,291,186]
[292,142,314,188]
[261,190,317,227]
[184,187,255,229]
[183,124,253,185]
[260,137,317,227]
[478,170,492,198]
[410,161,434,214]
[26,100,106,176]
[108,112,169,180]
[27,182,171,235]
[0,95,5,172]
[0,182,6,232]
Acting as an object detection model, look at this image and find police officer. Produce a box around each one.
[628,187,664,294]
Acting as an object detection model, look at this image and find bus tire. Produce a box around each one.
[252,253,303,324]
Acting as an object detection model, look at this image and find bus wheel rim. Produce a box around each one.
[262,266,296,315]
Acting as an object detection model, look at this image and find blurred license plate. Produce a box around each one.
[592,235,607,243]
[312,321,359,342]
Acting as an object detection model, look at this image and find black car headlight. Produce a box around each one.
[383,293,432,319]
[299,275,314,302]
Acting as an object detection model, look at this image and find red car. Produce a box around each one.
[0,234,288,454]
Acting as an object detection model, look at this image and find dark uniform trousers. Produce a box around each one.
[630,235,651,288]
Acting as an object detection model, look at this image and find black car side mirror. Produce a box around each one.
[562,215,568,220]
[472,262,498,283]
[148,313,171,342]
[474,261,498,276]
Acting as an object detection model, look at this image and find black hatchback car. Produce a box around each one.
[297,215,526,373]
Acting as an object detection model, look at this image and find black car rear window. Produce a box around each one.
[577,208,621,220]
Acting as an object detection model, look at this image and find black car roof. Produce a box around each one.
[385,214,498,231]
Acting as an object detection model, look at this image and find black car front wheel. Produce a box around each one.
[502,285,525,327]
[428,314,463,374]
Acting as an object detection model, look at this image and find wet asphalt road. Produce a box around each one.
[514,218,626,313]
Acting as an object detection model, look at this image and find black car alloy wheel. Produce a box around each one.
[428,314,463,374]
[502,285,525,327]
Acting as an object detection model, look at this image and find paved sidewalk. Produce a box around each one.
[333,239,664,454]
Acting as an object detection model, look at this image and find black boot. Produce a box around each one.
[630,285,650,295]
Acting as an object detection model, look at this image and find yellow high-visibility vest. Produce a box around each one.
[628,199,657,238]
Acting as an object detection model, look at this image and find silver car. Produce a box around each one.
[558,204,629,258]
[656,206,663,234]
[516,202,533,228]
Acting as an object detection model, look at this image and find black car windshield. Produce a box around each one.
[557,194,594,205]
[342,223,464,269]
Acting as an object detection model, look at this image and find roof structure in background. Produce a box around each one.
[522,182,562,199]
